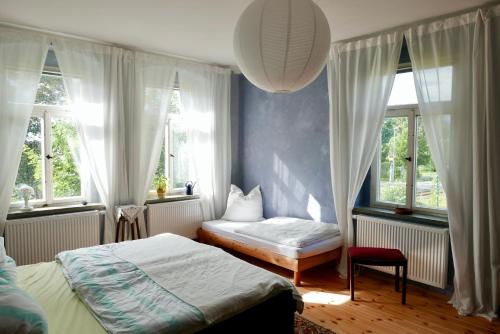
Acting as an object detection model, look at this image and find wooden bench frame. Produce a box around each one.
[197,228,342,286]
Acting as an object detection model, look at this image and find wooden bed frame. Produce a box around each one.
[199,289,296,333]
[197,228,342,286]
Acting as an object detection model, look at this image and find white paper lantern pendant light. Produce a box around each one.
[234,0,331,93]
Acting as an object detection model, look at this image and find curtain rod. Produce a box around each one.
[332,0,500,45]
[0,20,233,72]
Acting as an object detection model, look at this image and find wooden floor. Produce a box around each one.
[234,253,499,334]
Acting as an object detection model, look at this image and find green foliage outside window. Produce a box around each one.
[379,117,408,204]
[12,118,44,201]
[12,70,82,203]
[380,183,406,204]
[151,89,190,193]
[35,74,66,105]
[378,115,446,209]
[155,142,166,181]
[415,117,446,209]
[51,119,81,198]
[171,128,188,189]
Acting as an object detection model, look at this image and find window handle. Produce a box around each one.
[405,156,412,162]
[45,154,53,160]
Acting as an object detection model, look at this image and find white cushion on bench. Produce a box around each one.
[202,220,343,259]
[234,217,341,248]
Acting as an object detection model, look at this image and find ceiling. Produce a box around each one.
[0,0,488,68]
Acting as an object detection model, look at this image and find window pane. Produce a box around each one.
[151,89,185,193]
[378,117,408,205]
[171,122,189,189]
[387,72,418,106]
[35,73,67,106]
[151,140,167,191]
[51,118,81,198]
[12,117,44,202]
[415,117,447,209]
[168,90,181,114]
[420,66,453,103]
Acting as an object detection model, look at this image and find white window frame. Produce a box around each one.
[370,104,447,216]
[10,105,83,208]
[148,88,190,197]
[166,116,187,194]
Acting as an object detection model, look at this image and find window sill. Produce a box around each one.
[145,194,200,205]
[7,203,105,220]
[352,206,448,228]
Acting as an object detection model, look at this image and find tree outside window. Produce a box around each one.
[12,57,84,206]
[373,71,447,213]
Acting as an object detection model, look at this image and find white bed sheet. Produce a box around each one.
[202,220,343,259]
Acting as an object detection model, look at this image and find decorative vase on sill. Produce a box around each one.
[18,184,34,211]
[157,190,166,199]
[154,175,169,200]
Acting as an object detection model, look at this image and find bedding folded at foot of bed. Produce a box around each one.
[234,217,341,248]
[56,242,206,334]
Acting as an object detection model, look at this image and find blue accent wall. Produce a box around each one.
[238,69,337,223]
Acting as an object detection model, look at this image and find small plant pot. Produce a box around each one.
[157,190,166,199]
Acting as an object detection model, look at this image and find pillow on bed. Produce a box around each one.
[0,243,46,334]
[0,265,48,334]
[222,185,264,222]
[1,238,16,282]
[0,236,5,263]
[1,255,17,283]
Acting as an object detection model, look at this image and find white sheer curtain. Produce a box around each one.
[327,32,403,276]
[0,28,48,234]
[53,39,130,243]
[129,52,176,213]
[178,63,231,220]
[405,5,500,319]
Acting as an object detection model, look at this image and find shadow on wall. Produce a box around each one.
[238,68,337,223]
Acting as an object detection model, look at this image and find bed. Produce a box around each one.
[15,233,301,334]
[198,218,343,286]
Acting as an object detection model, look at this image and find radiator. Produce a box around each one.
[355,214,449,289]
[5,211,100,265]
[147,199,203,239]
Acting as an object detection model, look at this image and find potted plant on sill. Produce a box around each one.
[154,175,168,199]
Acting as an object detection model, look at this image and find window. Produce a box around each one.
[151,89,191,194]
[371,72,447,213]
[11,69,84,206]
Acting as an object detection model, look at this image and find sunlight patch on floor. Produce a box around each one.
[302,291,351,305]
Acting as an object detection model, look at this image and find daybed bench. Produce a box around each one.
[198,218,343,286]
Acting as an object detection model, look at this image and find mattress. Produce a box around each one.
[202,220,343,259]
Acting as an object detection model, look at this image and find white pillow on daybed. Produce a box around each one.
[222,185,264,222]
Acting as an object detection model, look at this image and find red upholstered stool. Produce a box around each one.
[347,247,408,304]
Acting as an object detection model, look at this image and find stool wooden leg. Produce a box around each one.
[395,265,400,292]
[347,255,351,289]
[121,221,125,242]
[135,217,141,239]
[131,223,136,240]
[350,261,355,301]
[402,262,408,305]
[115,222,120,243]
